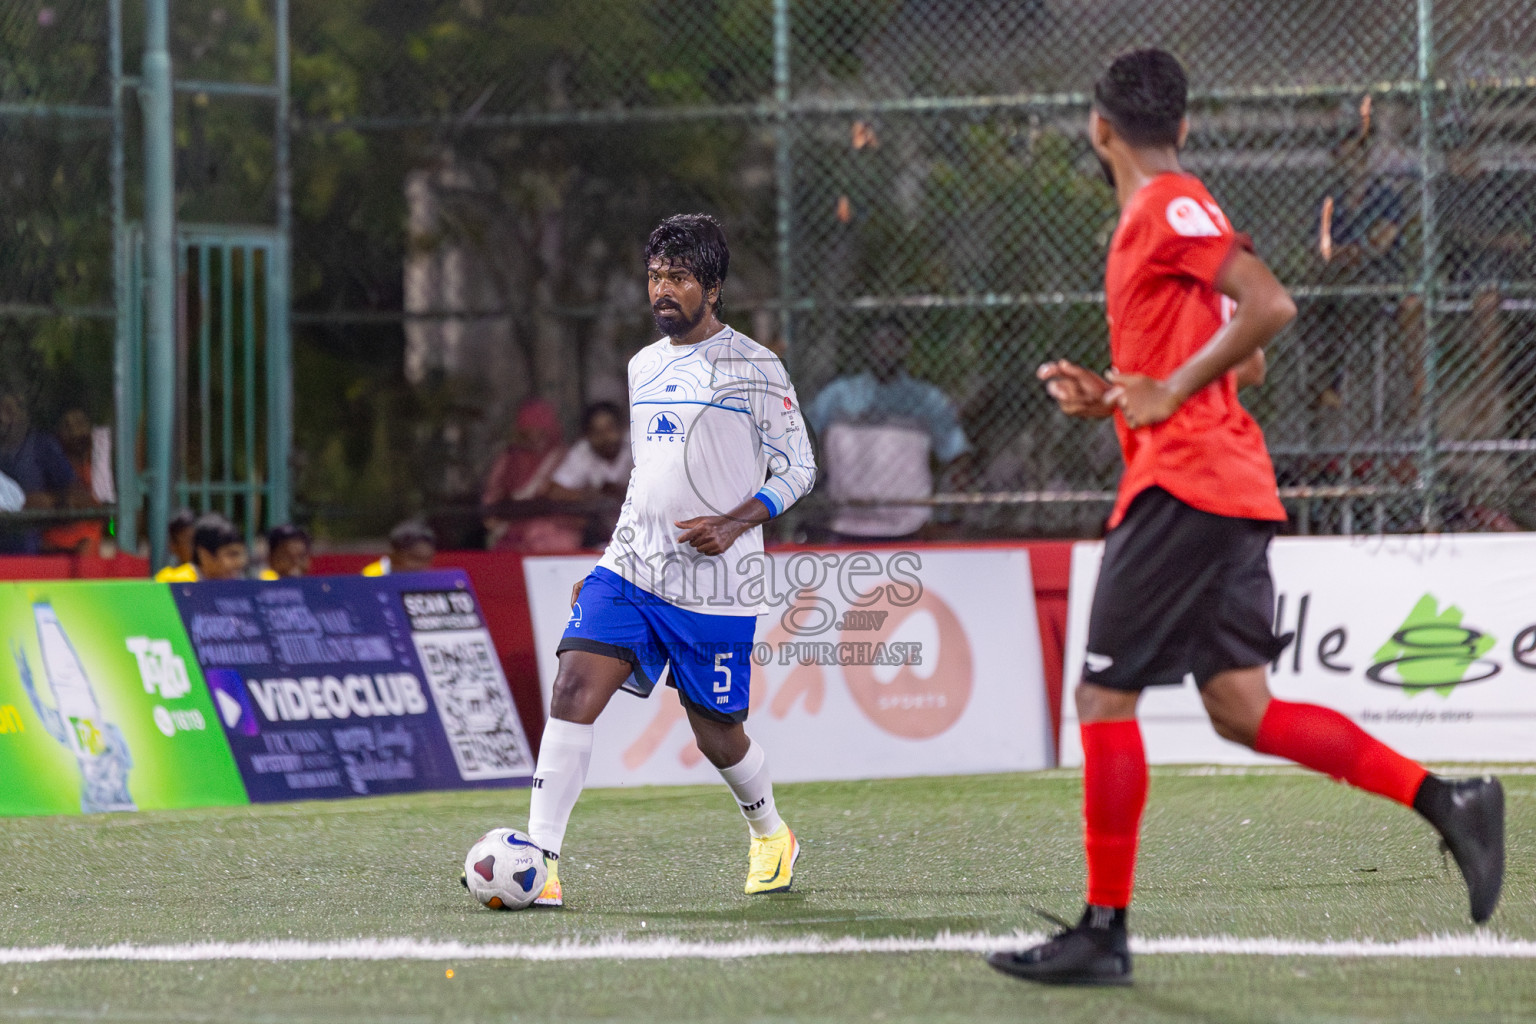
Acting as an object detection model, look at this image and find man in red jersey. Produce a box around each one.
[987,49,1504,987]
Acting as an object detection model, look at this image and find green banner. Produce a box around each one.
[0,581,248,816]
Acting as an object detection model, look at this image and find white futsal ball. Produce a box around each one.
[463,828,548,911]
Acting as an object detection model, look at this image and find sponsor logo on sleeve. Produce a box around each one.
[1166,196,1223,237]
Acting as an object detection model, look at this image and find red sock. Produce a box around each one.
[1254,699,1428,806]
[1081,719,1148,909]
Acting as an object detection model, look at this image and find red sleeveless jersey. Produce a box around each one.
[1103,172,1286,528]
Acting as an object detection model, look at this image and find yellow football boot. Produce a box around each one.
[744,824,799,895]
[533,856,562,907]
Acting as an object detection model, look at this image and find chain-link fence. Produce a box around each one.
[4,0,288,556]
[1,0,118,441]
[291,0,1536,541]
[9,1,1536,545]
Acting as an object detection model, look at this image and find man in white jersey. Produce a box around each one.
[519,214,816,906]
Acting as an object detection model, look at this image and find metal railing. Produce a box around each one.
[7,1,1535,543]
[275,0,1534,539]
[1,0,292,564]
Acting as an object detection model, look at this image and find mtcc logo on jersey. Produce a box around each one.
[647,411,685,442]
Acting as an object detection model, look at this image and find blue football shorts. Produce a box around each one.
[556,566,757,722]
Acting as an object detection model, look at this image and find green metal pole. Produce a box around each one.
[773,0,793,360]
[110,0,136,556]
[198,244,211,513]
[243,246,258,542]
[221,244,234,523]
[1415,0,1440,531]
[267,0,293,527]
[141,0,176,569]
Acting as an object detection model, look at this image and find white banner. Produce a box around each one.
[524,548,1053,787]
[1061,533,1536,765]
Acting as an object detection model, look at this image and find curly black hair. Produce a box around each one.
[192,513,242,556]
[643,214,730,315]
[1094,48,1188,148]
[266,523,311,549]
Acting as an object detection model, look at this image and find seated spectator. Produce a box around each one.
[260,524,312,579]
[548,402,632,499]
[157,513,248,582]
[546,401,632,546]
[807,316,969,540]
[168,508,196,568]
[0,470,22,513]
[154,509,199,581]
[42,409,111,555]
[1430,135,1530,530]
[0,388,80,554]
[481,398,584,553]
[364,520,436,576]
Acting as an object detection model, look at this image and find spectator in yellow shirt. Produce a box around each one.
[168,508,196,566]
[363,520,436,576]
[259,523,312,580]
[155,513,248,582]
[153,509,199,580]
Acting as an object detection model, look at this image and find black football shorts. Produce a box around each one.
[1082,486,1285,691]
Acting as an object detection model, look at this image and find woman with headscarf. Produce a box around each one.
[480,399,584,552]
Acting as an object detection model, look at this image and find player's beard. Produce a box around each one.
[653,300,706,339]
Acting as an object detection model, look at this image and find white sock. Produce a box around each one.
[527,718,593,857]
[717,739,784,838]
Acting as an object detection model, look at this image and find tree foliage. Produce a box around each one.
[5,0,1113,539]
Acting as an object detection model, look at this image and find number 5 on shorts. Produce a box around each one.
[713,652,733,693]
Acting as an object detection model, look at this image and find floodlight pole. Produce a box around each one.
[142,0,176,569]
[267,0,294,528]
[1415,0,1440,531]
[110,0,135,555]
[773,0,793,358]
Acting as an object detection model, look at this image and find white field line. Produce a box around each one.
[1021,764,1536,780]
[1148,765,1536,777]
[0,932,1533,965]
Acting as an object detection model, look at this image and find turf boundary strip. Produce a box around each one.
[0,933,1532,965]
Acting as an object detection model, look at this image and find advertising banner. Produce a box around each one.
[1061,533,1536,765]
[172,570,534,801]
[0,581,248,817]
[525,547,1053,788]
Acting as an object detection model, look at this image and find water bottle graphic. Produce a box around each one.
[12,602,136,813]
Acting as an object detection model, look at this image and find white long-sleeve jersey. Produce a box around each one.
[595,326,817,615]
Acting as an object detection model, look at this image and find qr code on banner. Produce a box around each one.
[412,630,534,780]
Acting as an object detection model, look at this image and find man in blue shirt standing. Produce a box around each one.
[807,316,969,541]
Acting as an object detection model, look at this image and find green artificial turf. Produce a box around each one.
[0,768,1530,1023]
